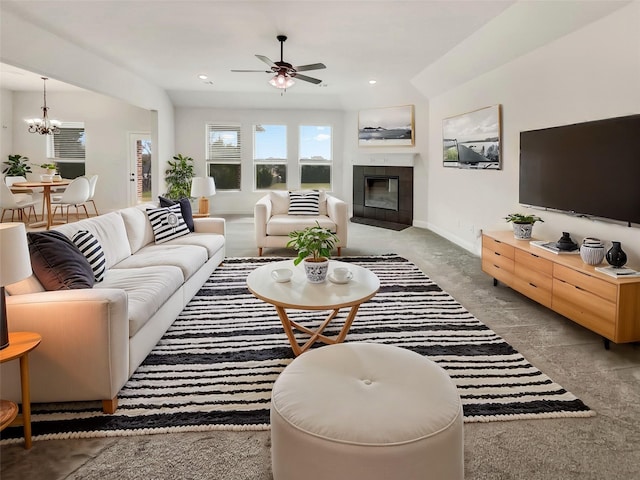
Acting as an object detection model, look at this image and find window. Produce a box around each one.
[47,122,86,179]
[206,124,241,190]
[299,125,332,190]
[254,124,287,191]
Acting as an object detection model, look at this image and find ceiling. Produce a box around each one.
[0,1,631,110]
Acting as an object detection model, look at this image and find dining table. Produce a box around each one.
[11,180,70,230]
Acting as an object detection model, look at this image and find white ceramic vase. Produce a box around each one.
[512,223,533,240]
[304,258,329,283]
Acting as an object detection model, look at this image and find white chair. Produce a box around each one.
[84,175,99,216]
[0,181,39,223]
[51,177,91,223]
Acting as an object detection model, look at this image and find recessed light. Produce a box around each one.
[368,80,377,85]
[198,74,208,80]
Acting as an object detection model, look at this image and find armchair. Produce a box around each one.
[254,191,349,256]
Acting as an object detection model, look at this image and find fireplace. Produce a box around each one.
[352,166,413,229]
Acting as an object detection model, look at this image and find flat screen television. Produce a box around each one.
[519,114,640,225]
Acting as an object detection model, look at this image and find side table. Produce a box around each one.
[0,331,42,449]
[192,213,210,218]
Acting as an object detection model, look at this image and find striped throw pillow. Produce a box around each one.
[288,191,320,215]
[71,230,106,282]
[146,204,190,244]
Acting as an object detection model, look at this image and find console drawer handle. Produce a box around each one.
[529,282,537,288]
[494,252,501,257]
[494,265,501,269]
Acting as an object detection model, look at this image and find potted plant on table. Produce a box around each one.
[2,154,31,176]
[287,222,339,283]
[504,213,543,240]
[164,154,194,200]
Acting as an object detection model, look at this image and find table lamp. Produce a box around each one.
[0,223,33,350]
[191,177,216,215]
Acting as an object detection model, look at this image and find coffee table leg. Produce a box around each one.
[275,306,303,356]
[336,305,361,343]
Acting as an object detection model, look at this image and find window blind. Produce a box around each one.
[47,122,85,160]
[206,124,241,162]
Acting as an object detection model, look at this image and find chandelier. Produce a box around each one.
[26,77,61,135]
[269,72,295,90]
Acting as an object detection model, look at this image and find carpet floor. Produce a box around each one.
[0,255,594,445]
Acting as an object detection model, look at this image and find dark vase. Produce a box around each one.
[606,241,627,268]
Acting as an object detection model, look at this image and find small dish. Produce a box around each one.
[271,268,293,283]
[328,273,352,284]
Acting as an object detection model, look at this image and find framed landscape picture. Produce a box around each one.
[443,104,501,170]
[358,105,415,147]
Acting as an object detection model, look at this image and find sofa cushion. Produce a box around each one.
[146,204,191,244]
[113,244,207,280]
[94,265,184,337]
[161,233,225,259]
[72,230,107,282]
[119,205,156,254]
[54,212,132,269]
[267,215,337,236]
[288,191,320,215]
[159,196,195,232]
[27,231,95,291]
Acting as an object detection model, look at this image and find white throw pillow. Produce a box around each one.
[270,191,290,215]
[146,204,190,244]
[288,191,320,215]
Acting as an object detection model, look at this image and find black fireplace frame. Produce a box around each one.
[353,166,413,227]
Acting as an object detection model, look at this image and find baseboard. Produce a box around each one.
[414,220,480,256]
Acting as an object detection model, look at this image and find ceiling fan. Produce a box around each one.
[231,35,326,89]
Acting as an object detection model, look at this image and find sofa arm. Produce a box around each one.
[326,195,349,248]
[1,288,130,405]
[254,194,272,246]
[194,217,226,235]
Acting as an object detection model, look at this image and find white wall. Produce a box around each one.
[175,107,345,214]
[0,89,13,162]
[11,91,152,211]
[418,2,640,265]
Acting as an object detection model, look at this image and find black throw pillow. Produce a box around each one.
[159,196,194,232]
[27,230,95,291]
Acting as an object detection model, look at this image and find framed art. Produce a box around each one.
[358,105,415,147]
[443,104,501,169]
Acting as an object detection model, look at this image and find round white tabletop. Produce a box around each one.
[246,259,380,310]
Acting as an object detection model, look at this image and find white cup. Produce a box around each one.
[332,267,353,282]
[271,268,292,283]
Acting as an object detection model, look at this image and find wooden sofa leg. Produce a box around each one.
[102,397,118,414]
[258,248,263,256]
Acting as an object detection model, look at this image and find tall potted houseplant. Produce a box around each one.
[287,222,339,283]
[164,154,194,200]
[504,213,543,240]
[2,154,31,177]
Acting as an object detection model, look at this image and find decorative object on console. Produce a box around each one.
[555,232,578,251]
[190,176,216,215]
[504,213,543,240]
[443,104,501,169]
[580,238,605,265]
[359,105,415,147]
[0,223,33,350]
[606,241,627,268]
[26,77,61,135]
[287,222,339,283]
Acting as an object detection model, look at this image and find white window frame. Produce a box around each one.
[253,124,288,191]
[299,124,333,191]
[205,123,242,191]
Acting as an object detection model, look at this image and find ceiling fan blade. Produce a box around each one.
[231,69,271,73]
[293,73,322,85]
[294,63,326,72]
[256,55,276,68]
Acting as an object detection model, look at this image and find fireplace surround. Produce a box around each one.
[352,166,413,229]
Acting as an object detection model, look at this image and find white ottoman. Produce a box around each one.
[270,343,464,480]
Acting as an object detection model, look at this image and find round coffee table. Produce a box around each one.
[247,260,380,356]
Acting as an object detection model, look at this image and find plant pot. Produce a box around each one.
[303,257,329,283]
[512,222,533,240]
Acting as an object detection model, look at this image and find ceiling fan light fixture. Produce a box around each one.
[269,73,295,89]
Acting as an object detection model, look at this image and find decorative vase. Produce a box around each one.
[606,242,627,268]
[556,232,578,251]
[304,258,329,283]
[512,223,533,240]
[580,237,605,265]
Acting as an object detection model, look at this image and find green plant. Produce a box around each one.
[165,154,195,200]
[504,213,544,224]
[287,222,339,266]
[40,162,57,170]
[2,154,32,176]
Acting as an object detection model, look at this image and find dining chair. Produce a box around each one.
[84,175,99,216]
[0,181,39,223]
[51,177,91,223]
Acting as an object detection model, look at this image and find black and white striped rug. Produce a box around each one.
[1,255,594,444]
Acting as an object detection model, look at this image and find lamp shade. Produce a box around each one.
[0,223,32,287]
[191,177,216,198]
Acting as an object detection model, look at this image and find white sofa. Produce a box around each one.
[1,205,225,413]
[254,191,348,256]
